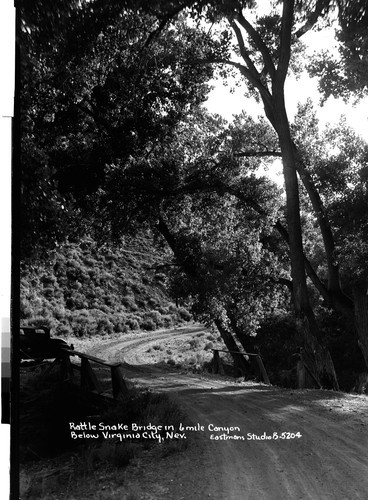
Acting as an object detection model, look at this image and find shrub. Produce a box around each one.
[69,311,98,337]
[55,323,73,337]
[143,311,163,328]
[20,300,34,319]
[204,341,213,351]
[65,293,88,310]
[188,337,200,349]
[161,315,173,328]
[52,305,66,320]
[42,287,54,299]
[141,319,156,331]
[158,306,170,315]
[111,314,128,334]
[127,318,140,330]
[98,304,111,313]
[96,317,114,335]
[154,273,166,283]
[26,316,57,330]
[178,307,191,322]
[121,296,138,311]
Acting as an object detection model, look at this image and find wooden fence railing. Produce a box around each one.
[42,348,129,399]
[212,349,271,385]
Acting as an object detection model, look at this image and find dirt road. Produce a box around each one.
[90,325,368,500]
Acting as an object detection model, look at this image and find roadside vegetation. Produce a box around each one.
[20,367,189,499]
[20,233,192,338]
[144,329,224,373]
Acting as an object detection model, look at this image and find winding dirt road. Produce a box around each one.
[90,325,368,500]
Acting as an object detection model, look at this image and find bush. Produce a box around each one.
[42,287,54,299]
[96,317,114,335]
[143,311,163,328]
[110,314,128,334]
[188,337,200,349]
[178,307,191,322]
[141,319,156,331]
[65,293,88,310]
[26,316,57,330]
[127,318,140,330]
[55,323,73,337]
[69,311,98,337]
[204,341,213,351]
[121,296,138,311]
[161,315,173,328]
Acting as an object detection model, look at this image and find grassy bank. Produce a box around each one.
[20,234,191,338]
[20,366,189,499]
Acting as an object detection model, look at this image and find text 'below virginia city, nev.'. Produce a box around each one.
[68,422,302,443]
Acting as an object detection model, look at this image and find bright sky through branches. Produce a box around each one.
[204,18,368,185]
[205,25,368,141]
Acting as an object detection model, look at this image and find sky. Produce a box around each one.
[204,24,368,184]
[205,26,368,140]
[206,66,368,140]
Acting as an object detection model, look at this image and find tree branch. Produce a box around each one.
[195,57,273,107]
[277,276,293,291]
[229,20,260,79]
[234,12,276,79]
[294,0,331,38]
[274,220,330,301]
[234,150,282,158]
[143,1,194,48]
[276,0,294,88]
[293,143,342,293]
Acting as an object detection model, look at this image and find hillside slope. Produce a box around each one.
[20,233,191,338]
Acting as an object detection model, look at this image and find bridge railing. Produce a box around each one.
[212,349,271,385]
[42,348,129,399]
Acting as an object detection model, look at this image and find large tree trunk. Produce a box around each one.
[352,283,368,370]
[300,317,340,390]
[272,86,339,389]
[227,1,340,388]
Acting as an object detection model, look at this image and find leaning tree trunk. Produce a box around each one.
[214,319,250,375]
[352,283,368,370]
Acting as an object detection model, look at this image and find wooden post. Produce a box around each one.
[256,356,271,385]
[81,358,103,393]
[111,365,129,398]
[297,359,305,389]
[60,352,74,382]
[234,353,245,377]
[213,350,224,375]
[303,362,323,389]
[213,350,219,374]
[212,350,218,374]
